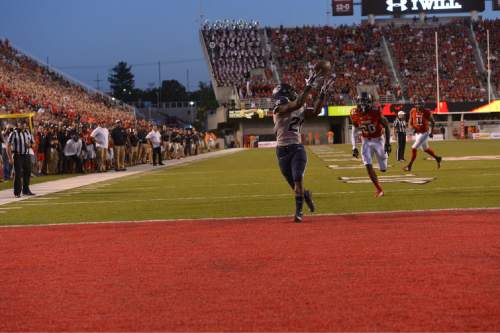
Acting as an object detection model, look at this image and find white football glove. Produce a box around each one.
[305,70,318,88]
[319,78,335,98]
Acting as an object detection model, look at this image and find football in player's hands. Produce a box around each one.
[314,60,332,76]
[429,132,434,138]
[352,147,359,158]
[385,143,392,154]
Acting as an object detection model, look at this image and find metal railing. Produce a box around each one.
[238,98,274,110]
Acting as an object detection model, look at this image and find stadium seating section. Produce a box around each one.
[202,19,499,104]
[0,39,134,126]
[473,19,500,97]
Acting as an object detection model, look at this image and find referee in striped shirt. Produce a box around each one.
[393,111,407,161]
[7,121,35,198]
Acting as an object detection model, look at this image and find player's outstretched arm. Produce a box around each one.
[408,110,415,129]
[351,125,360,158]
[275,72,318,115]
[306,78,334,118]
[408,109,416,134]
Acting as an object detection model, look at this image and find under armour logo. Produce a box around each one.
[386,0,408,12]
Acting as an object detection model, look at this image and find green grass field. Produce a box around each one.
[1,140,499,226]
[0,174,73,191]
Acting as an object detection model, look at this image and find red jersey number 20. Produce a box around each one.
[359,121,377,136]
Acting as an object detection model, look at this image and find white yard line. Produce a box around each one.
[1,207,499,229]
[12,185,500,207]
[0,149,244,206]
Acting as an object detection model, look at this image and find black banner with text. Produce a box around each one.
[362,0,485,16]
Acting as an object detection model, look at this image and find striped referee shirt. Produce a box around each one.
[8,128,34,155]
[393,118,407,133]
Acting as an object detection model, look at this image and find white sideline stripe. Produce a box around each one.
[55,183,284,192]
[323,158,358,162]
[0,207,22,210]
[0,149,245,207]
[78,182,285,191]
[1,207,499,229]
[12,185,500,207]
[29,197,60,200]
[339,174,415,180]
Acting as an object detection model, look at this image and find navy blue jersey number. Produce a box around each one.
[288,116,304,133]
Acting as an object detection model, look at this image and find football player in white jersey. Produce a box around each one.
[273,74,334,222]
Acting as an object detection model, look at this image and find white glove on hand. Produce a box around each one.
[319,78,335,98]
[305,70,318,88]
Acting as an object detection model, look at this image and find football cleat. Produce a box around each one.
[375,190,384,198]
[436,156,442,169]
[294,212,303,223]
[403,165,412,171]
[304,190,315,213]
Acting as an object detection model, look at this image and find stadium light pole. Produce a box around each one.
[325,0,331,26]
[435,31,440,113]
[158,61,162,108]
[487,29,491,104]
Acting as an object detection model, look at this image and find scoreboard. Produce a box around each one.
[361,0,485,16]
[494,0,500,11]
[332,0,354,16]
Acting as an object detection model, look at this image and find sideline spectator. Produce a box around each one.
[63,132,83,173]
[111,119,127,171]
[91,122,109,172]
[35,125,47,175]
[146,125,163,166]
[128,128,139,166]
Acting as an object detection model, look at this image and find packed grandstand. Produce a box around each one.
[201,18,500,105]
[0,39,218,179]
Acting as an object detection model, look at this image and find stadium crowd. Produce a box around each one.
[202,20,266,88]
[473,19,500,96]
[0,38,218,183]
[0,39,135,125]
[269,24,398,105]
[385,19,486,102]
[203,19,500,105]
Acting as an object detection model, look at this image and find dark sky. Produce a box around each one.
[1,0,498,92]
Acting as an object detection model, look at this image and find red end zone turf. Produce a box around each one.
[1,210,499,332]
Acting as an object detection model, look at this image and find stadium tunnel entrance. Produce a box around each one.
[228,117,349,148]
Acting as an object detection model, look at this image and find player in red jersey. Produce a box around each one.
[351,92,391,198]
[404,97,442,171]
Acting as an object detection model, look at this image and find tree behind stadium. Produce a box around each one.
[108,61,135,102]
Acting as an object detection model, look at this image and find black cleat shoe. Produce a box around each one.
[304,190,315,213]
[23,192,36,196]
[294,212,303,223]
[436,156,442,169]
